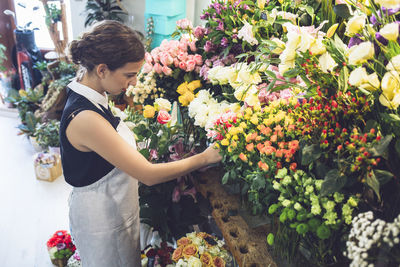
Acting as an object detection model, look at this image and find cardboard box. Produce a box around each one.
[34,153,63,182]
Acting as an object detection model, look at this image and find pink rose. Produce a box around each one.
[144,52,153,64]
[193,54,203,65]
[178,61,187,71]
[142,62,153,73]
[150,48,160,62]
[178,42,188,52]
[189,41,197,52]
[162,65,172,76]
[177,52,187,62]
[186,60,196,72]
[160,52,173,66]
[153,63,163,74]
[174,58,180,68]
[157,110,171,124]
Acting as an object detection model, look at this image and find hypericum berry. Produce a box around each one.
[370,128,375,134]
[376,136,381,141]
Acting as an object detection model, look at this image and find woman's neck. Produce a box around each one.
[79,72,106,95]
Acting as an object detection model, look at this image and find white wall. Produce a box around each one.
[67,0,211,39]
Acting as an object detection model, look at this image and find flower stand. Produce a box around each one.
[193,168,277,267]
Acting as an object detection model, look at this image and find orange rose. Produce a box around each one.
[200,252,214,266]
[177,237,192,247]
[196,232,208,239]
[172,246,183,262]
[213,256,226,267]
[182,244,198,259]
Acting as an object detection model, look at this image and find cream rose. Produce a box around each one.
[154,98,172,111]
[349,67,369,87]
[318,52,337,73]
[348,42,375,65]
[187,256,202,267]
[346,15,366,35]
[387,54,400,72]
[379,22,399,41]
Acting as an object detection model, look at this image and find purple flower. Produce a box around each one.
[200,12,210,20]
[199,65,210,79]
[221,37,229,47]
[376,32,388,45]
[204,40,215,53]
[193,26,205,39]
[348,36,363,48]
[213,59,224,67]
[216,20,224,31]
[232,34,238,39]
[214,3,222,14]
[57,243,66,250]
[370,15,378,25]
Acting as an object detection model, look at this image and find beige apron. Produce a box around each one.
[69,121,140,267]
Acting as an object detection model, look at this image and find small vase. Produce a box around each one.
[48,146,61,155]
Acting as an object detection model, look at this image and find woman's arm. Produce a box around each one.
[66,110,221,186]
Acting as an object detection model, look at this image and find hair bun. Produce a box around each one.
[69,39,83,65]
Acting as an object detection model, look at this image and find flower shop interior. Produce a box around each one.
[1,0,400,266]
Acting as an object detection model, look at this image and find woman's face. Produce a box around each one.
[102,60,144,95]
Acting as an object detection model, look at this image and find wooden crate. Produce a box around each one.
[34,153,62,182]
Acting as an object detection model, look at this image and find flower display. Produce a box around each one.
[46,230,76,262]
[141,242,174,267]
[172,232,231,267]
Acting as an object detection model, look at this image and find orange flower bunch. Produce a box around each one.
[172,232,231,267]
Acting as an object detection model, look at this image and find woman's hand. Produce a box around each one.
[202,143,222,165]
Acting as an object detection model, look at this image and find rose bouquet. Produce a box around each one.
[172,232,231,267]
[46,230,76,266]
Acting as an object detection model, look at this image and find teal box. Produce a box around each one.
[145,0,186,16]
[146,13,185,35]
[151,33,172,49]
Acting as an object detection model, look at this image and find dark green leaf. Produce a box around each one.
[370,135,393,158]
[366,172,380,200]
[333,4,351,19]
[222,172,230,184]
[321,169,346,195]
[373,169,394,185]
[252,174,266,190]
[301,144,322,166]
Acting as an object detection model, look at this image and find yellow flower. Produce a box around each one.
[229,127,239,136]
[187,80,202,91]
[245,107,253,116]
[225,133,231,140]
[250,114,259,125]
[231,140,237,147]
[143,105,156,118]
[177,82,189,95]
[221,139,229,146]
[264,118,273,126]
[239,122,247,129]
[232,135,239,141]
[19,89,27,97]
[178,91,195,106]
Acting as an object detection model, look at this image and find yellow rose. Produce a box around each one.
[348,42,375,65]
[177,82,189,95]
[187,80,202,91]
[178,91,195,107]
[346,15,366,35]
[200,252,214,266]
[318,52,338,73]
[143,105,155,118]
[380,22,399,41]
[221,139,229,146]
[182,244,198,259]
[239,122,247,129]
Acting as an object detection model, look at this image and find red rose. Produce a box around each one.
[157,110,171,124]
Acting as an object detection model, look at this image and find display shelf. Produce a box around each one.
[193,168,277,267]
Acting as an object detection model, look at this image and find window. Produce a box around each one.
[14,0,69,49]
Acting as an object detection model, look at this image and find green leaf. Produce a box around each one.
[338,66,349,92]
[369,135,393,158]
[395,139,400,157]
[252,174,266,190]
[321,169,346,196]
[222,172,230,184]
[301,144,322,166]
[366,172,380,200]
[373,169,394,185]
[333,4,351,19]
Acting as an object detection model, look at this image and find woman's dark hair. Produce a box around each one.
[69,20,145,71]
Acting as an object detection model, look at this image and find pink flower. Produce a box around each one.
[153,63,163,74]
[178,41,188,52]
[142,62,153,73]
[189,41,197,52]
[150,149,158,160]
[186,60,196,72]
[157,110,171,124]
[174,58,180,68]
[160,52,173,66]
[172,186,181,202]
[144,52,153,64]
[177,52,188,62]
[150,48,160,62]
[193,54,203,65]
[193,26,205,39]
[162,65,172,76]
[178,61,187,71]
[176,18,193,30]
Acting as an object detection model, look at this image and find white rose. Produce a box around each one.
[348,42,375,65]
[194,113,208,127]
[349,67,369,87]
[380,22,399,41]
[375,0,400,9]
[346,15,366,35]
[176,259,188,267]
[187,256,202,267]
[309,38,326,55]
[318,52,337,73]
[154,98,172,111]
[48,247,57,259]
[387,54,400,72]
[271,38,286,54]
[360,72,381,91]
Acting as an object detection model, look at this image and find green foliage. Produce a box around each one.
[35,120,60,148]
[84,0,127,27]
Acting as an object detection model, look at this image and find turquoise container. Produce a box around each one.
[145,0,186,16]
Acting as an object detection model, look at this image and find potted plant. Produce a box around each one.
[35,120,60,154]
[83,0,128,27]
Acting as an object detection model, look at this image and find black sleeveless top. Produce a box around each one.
[60,87,120,187]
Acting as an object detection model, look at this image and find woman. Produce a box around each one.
[60,20,222,267]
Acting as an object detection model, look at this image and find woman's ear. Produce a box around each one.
[96,64,108,79]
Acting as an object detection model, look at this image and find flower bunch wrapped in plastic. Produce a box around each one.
[172,232,231,267]
[46,230,76,262]
[345,211,400,267]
